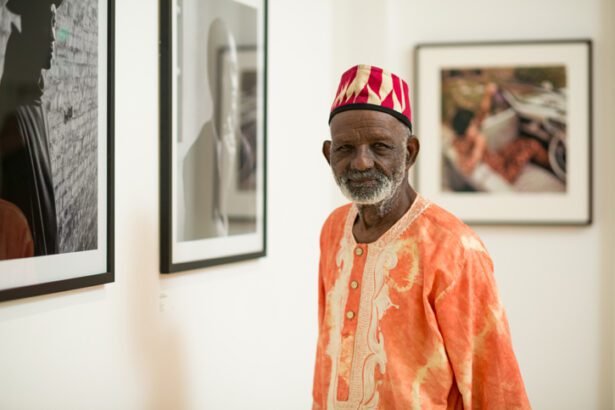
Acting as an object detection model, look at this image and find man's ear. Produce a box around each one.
[406,135,420,169]
[323,140,332,165]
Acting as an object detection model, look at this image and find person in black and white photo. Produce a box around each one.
[0,0,63,258]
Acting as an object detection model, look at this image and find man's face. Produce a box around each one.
[324,110,418,205]
[23,4,57,70]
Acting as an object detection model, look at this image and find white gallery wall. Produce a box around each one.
[0,0,613,409]
[0,0,334,409]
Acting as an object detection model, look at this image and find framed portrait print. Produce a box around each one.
[160,0,267,273]
[414,40,592,225]
[0,0,115,302]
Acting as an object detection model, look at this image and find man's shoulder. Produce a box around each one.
[419,199,487,253]
[322,203,353,229]
[319,203,353,243]
[417,198,493,279]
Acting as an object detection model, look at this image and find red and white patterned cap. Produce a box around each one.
[329,64,412,131]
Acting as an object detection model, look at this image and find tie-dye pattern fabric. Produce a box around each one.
[312,195,530,409]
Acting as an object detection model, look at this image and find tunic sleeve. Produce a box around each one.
[434,245,531,409]
[317,232,326,331]
[312,222,328,409]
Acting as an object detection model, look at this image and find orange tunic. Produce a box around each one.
[312,195,530,409]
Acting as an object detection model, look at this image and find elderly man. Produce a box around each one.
[312,65,530,409]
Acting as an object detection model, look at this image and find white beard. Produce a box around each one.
[334,162,407,206]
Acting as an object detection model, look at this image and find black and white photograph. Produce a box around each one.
[414,40,591,225]
[160,0,267,272]
[0,0,114,301]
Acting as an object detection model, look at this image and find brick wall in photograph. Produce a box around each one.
[45,0,99,253]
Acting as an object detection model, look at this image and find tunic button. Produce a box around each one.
[346,311,355,320]
[350,280,359,289]
[355,247,364,256]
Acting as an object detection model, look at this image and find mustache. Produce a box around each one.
[341,168,388,183]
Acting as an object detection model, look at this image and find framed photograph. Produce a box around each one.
[160,0,267,273]
[414,40,592,225]
[0,0,114,302]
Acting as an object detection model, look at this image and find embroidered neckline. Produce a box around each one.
[327,193,431,408]
[344,193,430,251]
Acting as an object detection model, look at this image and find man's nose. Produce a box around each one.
[49,24,56,42]
[351,146,374,171]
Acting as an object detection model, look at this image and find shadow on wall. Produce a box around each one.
[126,211,188,409]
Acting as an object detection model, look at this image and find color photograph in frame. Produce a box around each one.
[0,0,114,302]
[160,0,267,273]
[414,40,591,225]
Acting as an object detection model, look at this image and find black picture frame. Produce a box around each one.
[0,0,115,302]
[160,0,268,273]
[413,39,592,226]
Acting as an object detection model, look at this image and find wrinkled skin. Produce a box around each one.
[323,110,420,243]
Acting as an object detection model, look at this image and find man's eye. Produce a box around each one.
[373,143,391,150]
[335,145,352,152]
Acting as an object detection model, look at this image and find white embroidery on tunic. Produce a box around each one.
[325,229,355,408]
[357,245,399,407]
[326,195,431,409]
